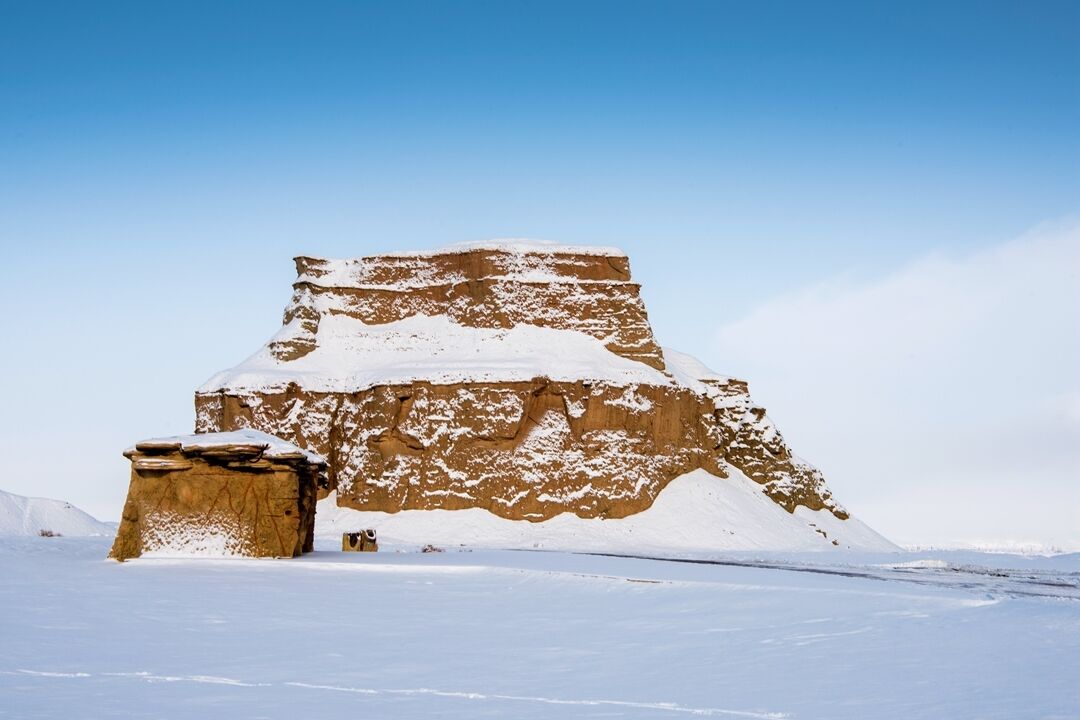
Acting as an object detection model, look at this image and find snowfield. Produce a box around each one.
[2,537,1078,719]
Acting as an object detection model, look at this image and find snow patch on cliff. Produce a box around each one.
[662,346,736,389]
[201,313,674,394]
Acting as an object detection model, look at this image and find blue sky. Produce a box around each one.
[1,1,1077,544]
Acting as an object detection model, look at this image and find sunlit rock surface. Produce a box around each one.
[196,241,846,525]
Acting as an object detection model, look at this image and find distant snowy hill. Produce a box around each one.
[0,489,114,537]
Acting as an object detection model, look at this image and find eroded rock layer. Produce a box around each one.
[272,246,665,369]
[196,242,846,523]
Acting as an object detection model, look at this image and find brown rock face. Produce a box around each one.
[197,380,726,520]
[274,248,665,369]
[195,243,846,522]
[109,432,326,560]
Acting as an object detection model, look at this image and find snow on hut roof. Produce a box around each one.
[129,429,326,465]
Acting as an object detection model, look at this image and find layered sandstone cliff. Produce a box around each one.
[196,241,846,524]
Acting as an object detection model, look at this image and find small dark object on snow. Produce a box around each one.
[421,544,445,553]
[343,529,378,552]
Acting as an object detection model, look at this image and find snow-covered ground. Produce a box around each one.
[0,489,114,538]
[3,536,1078,719]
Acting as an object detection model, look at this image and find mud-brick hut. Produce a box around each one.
[110,429,327,560]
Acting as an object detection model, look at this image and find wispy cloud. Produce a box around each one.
[713,220,1080,549]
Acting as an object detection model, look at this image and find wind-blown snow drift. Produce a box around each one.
[316,466,897,553]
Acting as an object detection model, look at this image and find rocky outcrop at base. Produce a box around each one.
[195,241,846,524]
[110,430,326,560]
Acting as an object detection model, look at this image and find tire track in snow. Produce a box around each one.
[6,669,790,718]
[285,680,791,717]
[574,551,1080,600]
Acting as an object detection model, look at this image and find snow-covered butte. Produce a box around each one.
[192,241,889,550]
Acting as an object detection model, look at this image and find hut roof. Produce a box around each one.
[126,429,325,466]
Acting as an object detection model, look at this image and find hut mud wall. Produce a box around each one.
[110,441,322,560]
